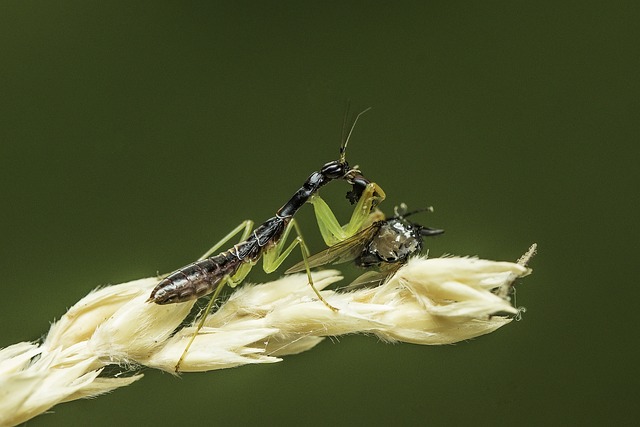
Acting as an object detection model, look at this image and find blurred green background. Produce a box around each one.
[1,1,637,425]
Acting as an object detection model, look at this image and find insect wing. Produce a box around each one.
[342,270,391,290]
[285,224,381,273]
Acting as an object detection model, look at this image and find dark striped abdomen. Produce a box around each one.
[149,253,239,304]
[148,157,359,306]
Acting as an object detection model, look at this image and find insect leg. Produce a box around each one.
[262,219,338,311]
[174,260,255,372]
[176,222,261,371]
[174,274,229,372]
[310,182,386,246]
[342,182,385,237]
[198,220,254,260]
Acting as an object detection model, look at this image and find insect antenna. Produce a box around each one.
[393,204,434,219]
[340,100,351,154]
[393,204,444,236]
[339,105,372,163]
[419,226,445,236]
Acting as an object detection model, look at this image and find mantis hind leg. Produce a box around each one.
[174,275,227,372]
[175,221,254,372]
[311,182,386,246]
[198,220,254,261]
[174,262,252,372]
[263,219,338,311]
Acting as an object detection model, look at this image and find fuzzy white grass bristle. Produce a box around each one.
[0,246,535,426]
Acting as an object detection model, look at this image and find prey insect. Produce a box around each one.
[148,109,385,371]
[286,203,444,287]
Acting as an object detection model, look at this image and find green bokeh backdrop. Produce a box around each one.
[1,1,637,425]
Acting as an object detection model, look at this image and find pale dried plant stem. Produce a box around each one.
[0,249,534,426]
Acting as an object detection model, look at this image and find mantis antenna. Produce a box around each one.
[339,105,372,163]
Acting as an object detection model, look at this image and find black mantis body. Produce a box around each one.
[286,203,444,287]
[147,110,385,371]
[147,159,379,306]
